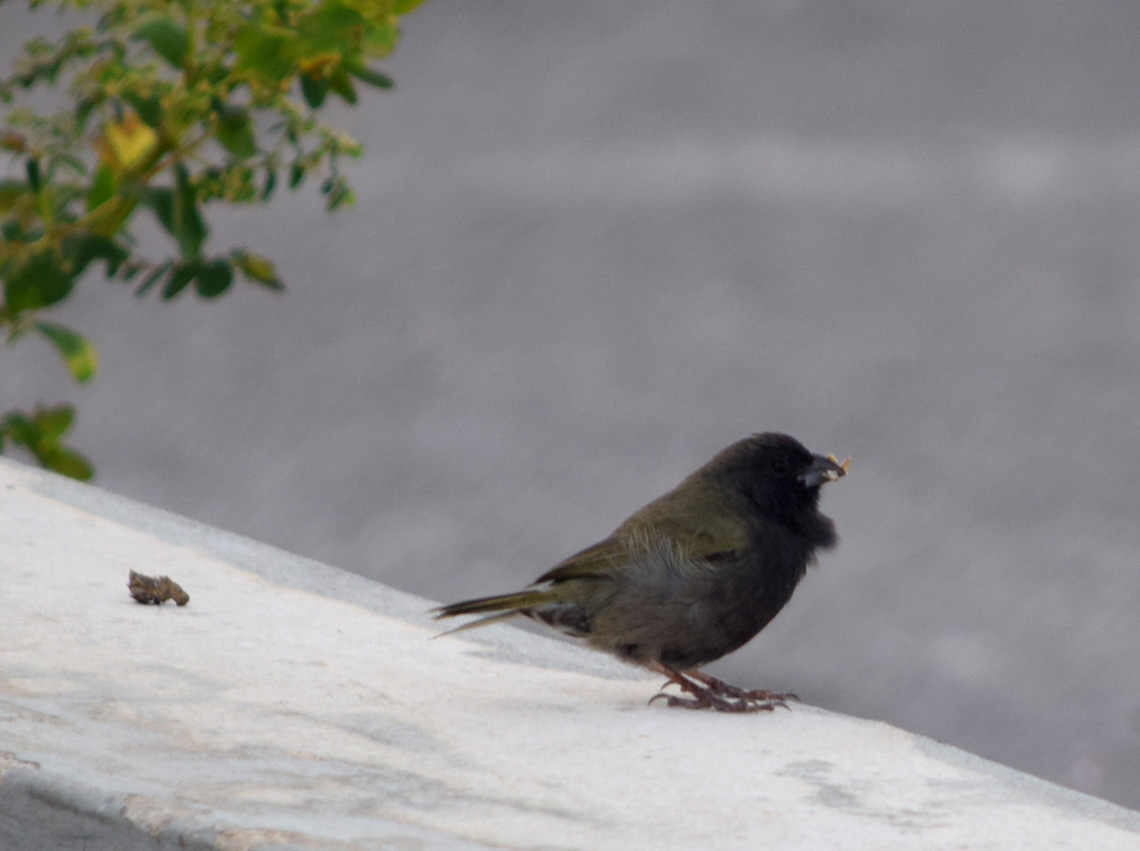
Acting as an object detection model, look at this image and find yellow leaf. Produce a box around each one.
[96,113,160,175]
[297,52,342,78]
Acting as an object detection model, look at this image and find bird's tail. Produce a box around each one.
[431,589,556,636]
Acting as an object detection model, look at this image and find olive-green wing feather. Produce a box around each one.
[610,482,752,565]
[433,588,555,617]
[533,537,633,584]
[536,485,753,585]
[431,587,558,635]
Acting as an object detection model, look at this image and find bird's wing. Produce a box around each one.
[535,491,752,585]
[617,485,753,563]
[533,537,630,584]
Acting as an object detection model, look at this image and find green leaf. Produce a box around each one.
[1,220,24,241]
[0,405,94,481]
[231,249,283,291]
[288,162,305,188]
[134,261,172,296]
[39,444,94,481]
[123,90,163,129]
[215,109,258,159]
[4,252,76,314]
[313,0,365,31]
[134,17,189,69]
[74,97,98,134]
[162,262,198,300]
[142,187,175,230]
[87,164,117,212]
[174,164,207,257]
[32,403,75,441]
[327,69,358,104]
[64,233,130,276]
[142,166,207,259]
[392,0,428,14]
[300,74,328,109]
[34,322,99,383]
[0,178,27,212]
[298,0,365,52]
[194,258,233,298]
[321,176,353,211]
[260,169,277,202]
[26,158,41,192]
[0,412,35,448]
[364,22,399,57]
[345,62,393,89]
[234,27,293,84]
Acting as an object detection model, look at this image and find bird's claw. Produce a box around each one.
[649,668,797,713]
[685,671,800,704]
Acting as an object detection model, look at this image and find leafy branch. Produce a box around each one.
[0,0,426,478]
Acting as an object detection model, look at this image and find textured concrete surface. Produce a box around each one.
[3,460,1140,850]
[3,0,1140,813]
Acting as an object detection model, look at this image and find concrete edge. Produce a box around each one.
[0,758,218,851]
[0,756,501,851]
[910,735,1140,834]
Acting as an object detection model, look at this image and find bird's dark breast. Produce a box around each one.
[656,540,811,669]
[581,529,820,671]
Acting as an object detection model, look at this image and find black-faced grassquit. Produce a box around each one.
[434,432,848,712]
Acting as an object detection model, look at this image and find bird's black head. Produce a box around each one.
[708,432,846,545]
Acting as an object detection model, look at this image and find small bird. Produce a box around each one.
[433,433,848,712]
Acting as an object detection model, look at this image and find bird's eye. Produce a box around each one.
[771,456,790,475]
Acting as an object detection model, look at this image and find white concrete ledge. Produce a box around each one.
[2,458,1139,850]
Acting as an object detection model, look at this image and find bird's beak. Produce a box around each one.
[800,453,850,488]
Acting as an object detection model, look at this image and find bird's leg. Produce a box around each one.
[647,663,791,713]
[647,662,713,709]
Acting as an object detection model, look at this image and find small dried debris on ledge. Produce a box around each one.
[128,570,190,606]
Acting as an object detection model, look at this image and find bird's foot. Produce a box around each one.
[648,664,795,713]
[686,669,799,705]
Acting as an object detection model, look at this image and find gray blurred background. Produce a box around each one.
[4,0,1140,811]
